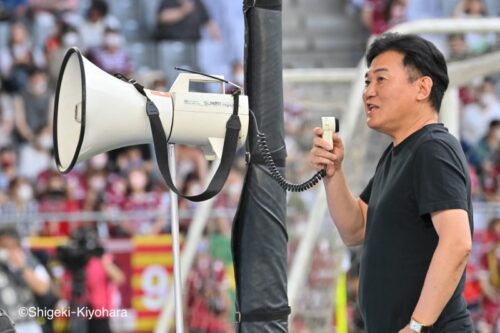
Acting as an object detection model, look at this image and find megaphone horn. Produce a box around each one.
[53,47,249,174]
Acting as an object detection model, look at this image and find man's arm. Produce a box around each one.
[310,127,367,246]
[401,209,471,331]
[10,249,50,296]
[158,0,194,25]
[20,266,50,296]
[324,169,367,246]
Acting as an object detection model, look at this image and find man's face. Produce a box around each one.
[363,50,421,134]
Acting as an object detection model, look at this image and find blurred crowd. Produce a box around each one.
[0,0,244,332]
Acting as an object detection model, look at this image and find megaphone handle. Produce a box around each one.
[125,76,242,202]
[149,96,241,202]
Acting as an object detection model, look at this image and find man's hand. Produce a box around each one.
[310,127,344,177]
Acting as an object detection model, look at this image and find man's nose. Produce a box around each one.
[363,84,376,99]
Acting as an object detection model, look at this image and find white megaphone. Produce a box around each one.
[53,47,249,173]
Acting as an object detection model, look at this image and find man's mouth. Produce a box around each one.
[366,103,379,114]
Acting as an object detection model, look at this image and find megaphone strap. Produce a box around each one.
[119,74,242,202]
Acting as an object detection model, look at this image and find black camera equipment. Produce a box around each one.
[56,228,104,333]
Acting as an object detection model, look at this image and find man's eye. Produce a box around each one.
[364,80,370,86]
[377,77,385,83]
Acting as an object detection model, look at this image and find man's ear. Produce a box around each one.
[416,76,433,102]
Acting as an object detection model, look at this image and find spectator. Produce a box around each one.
[0,146,17,191]
[469,120,500,201]
[120,167,167,235]
[78,0,119,51]
[461,78,500,148]
[177,170,206,231]
[154,0,216,85]
[84,251,124,333]
[0,178,38,237]
[0,226,51,333]
[87,27,134,77]
[360,0,407,35]
[187,242,231,333]
[448,33,470,61]
[175,145,208,185]
[454,0,496,55]
[0,20,45,93]
[0,0,28,21]
[45,23,82,86]
[478,218,500,331]
[38,171,79,236]
[13,66,53,146]
[17,127,53,180]
[0,1,28,49]
[360,0,387,35]
[382,0,407,30]
[59,228,124,333]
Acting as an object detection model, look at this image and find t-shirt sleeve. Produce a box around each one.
[360,177,374,204]
[413,140,468,216]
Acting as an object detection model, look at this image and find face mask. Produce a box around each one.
[480,93,496,106]
[38,134,53,150]
[12,44,29,59]
[30,81,48,95]
[104,34,122,48]
[233,72,244,86]
[130,174,147,190]
[227,184,240,197]
[17,184,33,201]
[89,176,106,192]
[62,32,79,47]
[90,154,108,170]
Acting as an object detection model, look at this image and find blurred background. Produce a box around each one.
[0,0,499,332]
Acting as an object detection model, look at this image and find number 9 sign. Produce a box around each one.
[141,265,170,310]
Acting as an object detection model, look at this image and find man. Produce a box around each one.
[310,33,474,332]
[0,226,51,333]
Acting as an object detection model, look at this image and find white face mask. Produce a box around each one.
[38,134,53,150]
[30,81,48,96]
[129,174,147,191]
[227,184,240,197]
[12,44,29,59]
[17,184,33,201]
[480,93,497,106]
[233,72,244,86]
[90,154,108,170]
[89,176,106,192]
[104,34,123,48]
[62,32,79,47]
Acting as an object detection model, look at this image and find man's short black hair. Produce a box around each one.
[366,33,449,113]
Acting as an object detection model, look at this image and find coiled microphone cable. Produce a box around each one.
[149,66,332,193]
[249,110,328,192]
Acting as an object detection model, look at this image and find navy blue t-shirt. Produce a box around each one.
[359,123,474,332]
